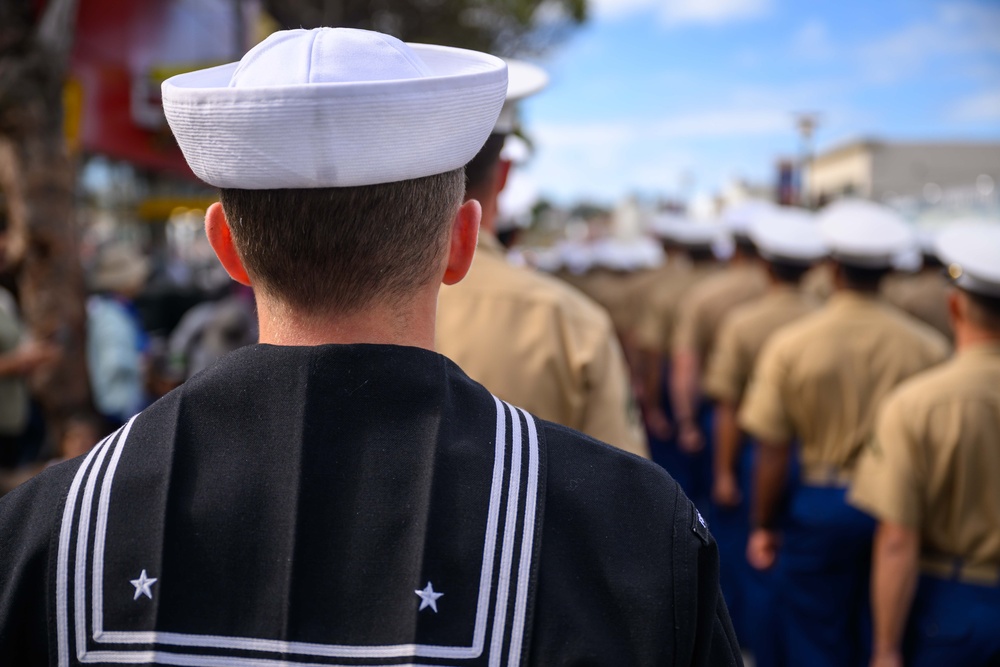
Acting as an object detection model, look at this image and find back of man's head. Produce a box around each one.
[220,171,464,315]
[162,28,507,318]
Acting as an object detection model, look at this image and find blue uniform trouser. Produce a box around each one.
[647,367,711,513]
[708,436,753,647]
[713,439,800,663]
[905,574,1000,666]
[774,483,876,667]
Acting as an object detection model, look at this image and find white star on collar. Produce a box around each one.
[414,581,443,613]
[130,569,158,601]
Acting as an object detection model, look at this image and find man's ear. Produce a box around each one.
[496,159,513,194]
[205,202,251,286]
[442,199,481,286]
[947,288,963,330]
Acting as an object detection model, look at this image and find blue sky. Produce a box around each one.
[514,0,1000,206]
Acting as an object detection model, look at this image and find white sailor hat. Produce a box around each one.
[935,221,1000,298]
[817,199,915,268]
[649,214,725,249]
[723,199,777,240]
[162,28,507,189]
[748,208,826,266]
[494,59,549,135]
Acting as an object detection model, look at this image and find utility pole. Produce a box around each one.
[794,113,820,208]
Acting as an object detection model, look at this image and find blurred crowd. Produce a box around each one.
[0,227,257,493]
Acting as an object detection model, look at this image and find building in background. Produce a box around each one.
[805,140,1000,207]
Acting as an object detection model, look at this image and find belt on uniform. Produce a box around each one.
[920,554,1000,586]
[800,464,853,488]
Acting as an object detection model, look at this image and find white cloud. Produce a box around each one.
[589,0,772,25]
[950,91,1000,122]
[791,19,835,60]
[859,2,1000,82]
[534,109,792,148]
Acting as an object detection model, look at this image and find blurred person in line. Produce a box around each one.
[670,203,770,508]
[880,230,952,342]
[702,209,824,658]
[0,288,59,468]
[436,61,647,458]
[167,281,257,382]
[633,218,722,463]
[0,224,59,477]
[86,242,151,429]
[0,28,739,665]
[849,223,1000,667]
[739,200,950,667]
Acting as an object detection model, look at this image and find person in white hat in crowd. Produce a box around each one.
[849,222,1000,667]
[436,61,646,458]
[880,228,953,341]
[0,28,739,665]
[701,207,825,660]
[634,217,722,460]
[669,206,769,509]
[738,199,950,667]
[85,242,152,429]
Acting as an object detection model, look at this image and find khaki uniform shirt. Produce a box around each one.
[801,262,835,303]
[672,263,769,363]
[575,269,648,337]
[849,343,1000,579]
[881,270,952,341]
[437,233,648,458]
[703,286,819,405]
[634,260,721,354]
[739,292,950,478]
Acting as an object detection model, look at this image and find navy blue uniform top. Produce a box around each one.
[0,344,740,666]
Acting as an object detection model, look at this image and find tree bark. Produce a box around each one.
[0,0,89,444]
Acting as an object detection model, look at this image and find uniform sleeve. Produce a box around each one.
[581,325,649,459]
[848,390,923,528]
[0,461,81,664]
[634,302,664,353]
[672,495,743,667]
[703,317,743,404]
[672,293,701,356]
[738,335,795,445]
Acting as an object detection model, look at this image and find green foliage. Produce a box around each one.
[263,0,587,56]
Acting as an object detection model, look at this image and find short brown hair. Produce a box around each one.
[220,169,464,314]
[966,290,1000,331]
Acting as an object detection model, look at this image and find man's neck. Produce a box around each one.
[955,327,1000,353]
[255,290,439,351]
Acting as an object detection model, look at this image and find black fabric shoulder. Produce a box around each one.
[0,457,86,665]
[530,419,742,665]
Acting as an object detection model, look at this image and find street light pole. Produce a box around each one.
[794,113,820,208]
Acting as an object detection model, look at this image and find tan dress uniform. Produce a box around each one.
[672,263,769,363]
[881,270,952,340]
[801,261,835,303]
[703,286,819,406]
[574,268,646,338]
[739,292,949,478]
[850,342,1000,584]
[437,233,648,458]
[738,292,949,667]
[635,259,721,355]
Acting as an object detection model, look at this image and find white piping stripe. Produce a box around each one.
[56,430,118,667]
[79,650,453,667]
[92,415,138,636]
[488,401,524,667]
[73,395,517,662]
[88,403,502,658]
[507,408,539,667]
[75,428,122,659]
